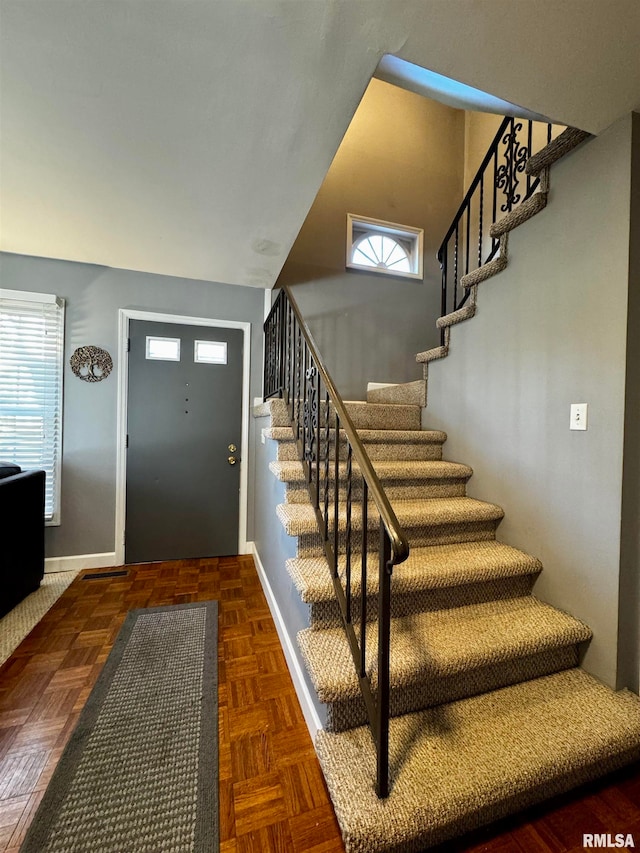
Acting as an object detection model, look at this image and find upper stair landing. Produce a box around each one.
[416,126,591,373]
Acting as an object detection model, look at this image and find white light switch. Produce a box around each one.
[570,403,588,431]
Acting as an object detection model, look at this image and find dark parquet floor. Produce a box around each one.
[0,556,638,852]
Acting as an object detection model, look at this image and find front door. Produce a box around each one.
[125,319,243,563]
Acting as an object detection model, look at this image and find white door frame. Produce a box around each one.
[115,308,251,565]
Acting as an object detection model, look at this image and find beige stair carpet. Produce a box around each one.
[316,669,640,853]
[259,393,640,851]
[257,129,640,851]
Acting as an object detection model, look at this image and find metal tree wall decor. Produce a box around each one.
[70,346,113,382]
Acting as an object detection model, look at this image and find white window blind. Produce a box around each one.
[0,289,65,524]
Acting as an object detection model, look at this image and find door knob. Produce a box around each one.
[228,455,237,465]
[228,443,237,453]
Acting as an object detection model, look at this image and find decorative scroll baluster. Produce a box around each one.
[324,390,330,539]
[315,367,321,509]
[436,117,555,325]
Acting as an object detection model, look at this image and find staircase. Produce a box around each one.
[258,122,640,851]
[260,395,640,851]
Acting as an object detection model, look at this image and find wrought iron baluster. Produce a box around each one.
[526,120,533,197]
[345,444,353,624]
[453,224,459,315]
[465,203,471,278]
[376,524,392,799]
[439,246,448,347]
[333,414,340,580]
[324,390,330,540]
[295,328,302,439]
[360,481,368,678]
[314,366,321,509]
[285,301,292,405]
[263,285,411,800]
[478,175,484,267]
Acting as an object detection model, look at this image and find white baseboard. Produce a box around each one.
[44,552,119,574]
[249,541,322,739]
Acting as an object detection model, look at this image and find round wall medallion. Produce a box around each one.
[70,346,113,382]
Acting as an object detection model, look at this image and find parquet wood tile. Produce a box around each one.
[0,555,639,852]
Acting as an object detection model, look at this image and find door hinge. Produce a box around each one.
[126,434,129,449]
[127,337,131,352]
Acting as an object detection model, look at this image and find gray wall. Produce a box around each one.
[277,79,465,400]
[423,114,634,689]
[0,252,264,558]
[252,412,327,726]
[618,112,640,692]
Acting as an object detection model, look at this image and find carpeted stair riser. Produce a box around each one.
[265,427,446,462]
[316,669,640,853]
[266,400,422,432]
[324,645,580,732]
[297,596,592,710]
[283,479,469,503]
[277,461,471,503]
[288,542,544,628]
[273,437,445,462]
[307,573,538,630]
[272,459,472,499]
[295,521,499,559]
[288,542,543,601]
[329,402,421,431]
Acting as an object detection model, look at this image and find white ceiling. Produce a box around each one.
[1,0,639,288]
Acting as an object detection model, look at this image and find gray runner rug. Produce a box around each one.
[20,601,219,853]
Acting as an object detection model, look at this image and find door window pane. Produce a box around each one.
[146,336,181,361]
[194,340,227,364]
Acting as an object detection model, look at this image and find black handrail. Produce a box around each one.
[264,283,409,797]
[437,117,553,343]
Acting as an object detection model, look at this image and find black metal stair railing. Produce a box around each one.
[437,116,553,343]
[263,284,409,798]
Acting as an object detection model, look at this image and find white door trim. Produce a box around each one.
[115,309,251,565]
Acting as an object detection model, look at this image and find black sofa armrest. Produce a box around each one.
[0,469,45,617]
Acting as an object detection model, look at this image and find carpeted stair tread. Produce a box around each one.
[436,302,477,329]
[416,343,449,364]
[460,235,509,289]
[490,189,548,238]
[287,541,542,604]
[269,459,473,484]
[315,668,640,853]
[276,497,504,537]
[298,596,591,701]
[526,127,591,176]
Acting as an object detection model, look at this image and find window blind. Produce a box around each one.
[0,289,65,523]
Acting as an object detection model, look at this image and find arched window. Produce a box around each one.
[351,233,411,273]
[347,214,423,280]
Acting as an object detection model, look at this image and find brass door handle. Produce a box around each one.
[228,456,237,466]
[228,443,237,453]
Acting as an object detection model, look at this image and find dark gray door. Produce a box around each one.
[125,320,243,563]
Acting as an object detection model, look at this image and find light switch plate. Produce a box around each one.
[570,403,588,430]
